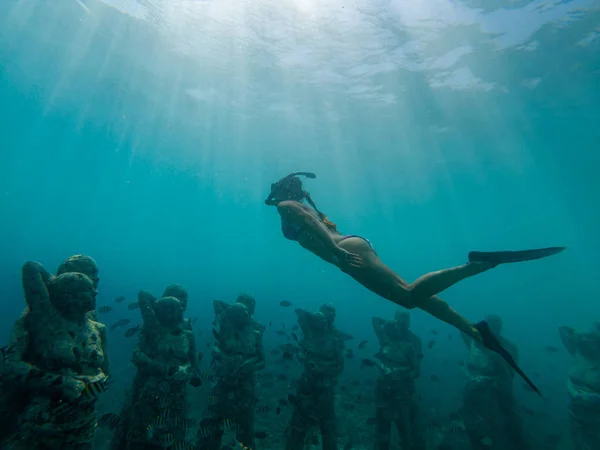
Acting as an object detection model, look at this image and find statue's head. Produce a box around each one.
[162,284,188,311]
[236,293,256,316]
[155,296,184,329]
[57,255,99,289]
[49,272,97,319]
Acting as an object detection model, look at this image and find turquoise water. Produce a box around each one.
[0,0,599,447]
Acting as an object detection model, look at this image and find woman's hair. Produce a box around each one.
[305,192,337,232]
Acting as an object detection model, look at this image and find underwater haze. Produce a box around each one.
[0,0,599,448]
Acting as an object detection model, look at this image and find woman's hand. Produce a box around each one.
[333,247,363,268]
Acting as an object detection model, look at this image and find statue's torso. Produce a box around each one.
[28,316,105,376]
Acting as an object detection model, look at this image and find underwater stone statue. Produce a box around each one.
[0,259,109,450]
[461,315,529,450]
[286,304,346,450]
[559,322,600,450]
[372,311,424,450]
[110,290,200,450]
[197,294,265,450]
[58,254,101,322]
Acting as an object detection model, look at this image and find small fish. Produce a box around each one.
[238,441,252,450]
[1,344,16,362]
[449,423,467,434]
[276,330,286,336]
[207,396,218,406]
[223,419,241,432]
[109,319,131,331]
[160,433,174,447]
[279,301,292,307]
[177,418,195,428]
[198,425,213,438]
[115,295,126,303]
[254,431,269,439]
[544,345,559,353]
[81,376,111,401]
[291,325,299,331]
[158,396,171,409]
[292,333,299,342]
[448,333,453,340]
[358,340,368,349]
[98,412,120,430]
[98,306,113,314]
[124,326,141,337]
[146,423,155,439]
[276,407,281,415]
[356,395,371,404]
[257,405,271,413]
[430,375,440,382]
[212,329,221,341]
[127,302,140,310]
[431,329,439,336]
[198,372,216,382]
[360,359,376,369]
[428,340,436,349]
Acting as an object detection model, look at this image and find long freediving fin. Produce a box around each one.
[468,247,565,265]
[474,320,543,398]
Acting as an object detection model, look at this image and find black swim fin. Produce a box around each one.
[474,320,543,398]
[468,247,565,265]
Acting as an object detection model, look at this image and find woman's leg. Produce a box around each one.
[338,239,490,338]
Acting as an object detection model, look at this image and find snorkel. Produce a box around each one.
[265,171,338,231]
[264,172,316,206]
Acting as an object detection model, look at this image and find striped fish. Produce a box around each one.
[197,425,212,438]
[98,412,120,430]
[146,423,155,440]
[158,396,172,409]
[160,433,174,447]
[82,376,111,401]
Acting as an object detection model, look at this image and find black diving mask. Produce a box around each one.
[264,171,316,205]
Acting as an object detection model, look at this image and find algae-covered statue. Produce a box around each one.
[197,294,265,450]
[286,304,346,450]
[461,314,529,450]
[0,256,109,450]
[110,287,200,450]
[372,311,424,450]
[559,322,600,450]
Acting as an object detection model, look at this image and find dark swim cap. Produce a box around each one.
[264,172,316,205]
